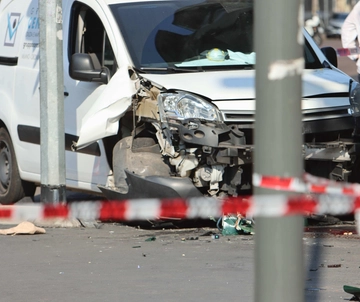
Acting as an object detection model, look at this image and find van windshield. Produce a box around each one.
[110,0,323,72]
[110,0,254,71]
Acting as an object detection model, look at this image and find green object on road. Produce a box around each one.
[222,216,240,235]
[344,285,360,300]
[221,215,255,235]
[145,236,156,242]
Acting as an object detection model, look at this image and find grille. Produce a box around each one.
[221,107,349,123]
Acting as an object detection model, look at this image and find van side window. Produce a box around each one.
[69,3,117,78]
[104,33,116,73]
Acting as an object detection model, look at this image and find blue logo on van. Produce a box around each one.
[4,13,22,47]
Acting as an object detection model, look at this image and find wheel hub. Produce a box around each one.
[0,142,10,192]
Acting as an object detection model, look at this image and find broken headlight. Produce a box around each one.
[159,91,223,122]
[349,81,360,117]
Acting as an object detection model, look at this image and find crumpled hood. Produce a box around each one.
[141,68,351,100]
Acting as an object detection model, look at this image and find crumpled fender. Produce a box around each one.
[74,67,139,150]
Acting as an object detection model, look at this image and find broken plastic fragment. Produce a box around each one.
[145,236,156,242]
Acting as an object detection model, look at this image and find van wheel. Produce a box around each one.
[0,128,33,204]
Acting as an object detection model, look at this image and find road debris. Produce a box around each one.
[181,236,199,242]
[218,214,255,235]
[0,221,46,235]
[344,285,360,301]
[145,236,156,242]
[327,264,341,268]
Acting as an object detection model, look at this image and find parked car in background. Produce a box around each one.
[326,12,348,37]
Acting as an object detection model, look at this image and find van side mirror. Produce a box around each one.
[321,46,338,68]
[69,53,109,84]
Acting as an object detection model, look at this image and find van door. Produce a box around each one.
[63,2,136,190]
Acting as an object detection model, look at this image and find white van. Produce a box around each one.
[0,0,357,204]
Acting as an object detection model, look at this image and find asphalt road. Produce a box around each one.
[0,221,358,302]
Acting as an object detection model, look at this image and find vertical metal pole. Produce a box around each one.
[324,0,329,28]
[254,0,304,301]
[39,0,66,204]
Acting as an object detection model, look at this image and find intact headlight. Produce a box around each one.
[159,91,223,122]
[349,81,360,117]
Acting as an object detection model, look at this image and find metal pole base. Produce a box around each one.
[40,184,67,204]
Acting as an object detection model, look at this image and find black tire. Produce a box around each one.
[0,128,35,204]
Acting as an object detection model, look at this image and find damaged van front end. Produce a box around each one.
[92,0,258,200]
[75,0,356,200]
[100,79,254,200]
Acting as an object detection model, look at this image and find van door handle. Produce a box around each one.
[64,92,69,96]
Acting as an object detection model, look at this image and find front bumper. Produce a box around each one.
[99,169,204,200]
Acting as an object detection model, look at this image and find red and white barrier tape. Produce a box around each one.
[1,172,360,232]
[253,172,360,196]
[0,194,359,221]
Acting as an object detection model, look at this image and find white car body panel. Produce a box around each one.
[75,67,138,149]
[142,68,350,102]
